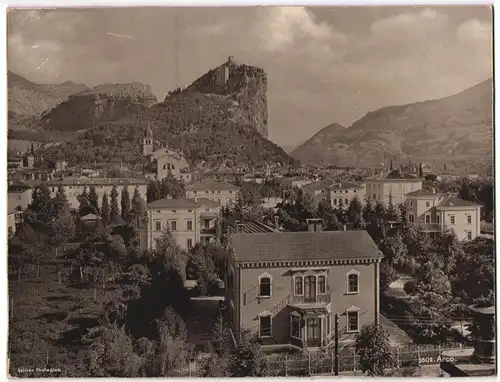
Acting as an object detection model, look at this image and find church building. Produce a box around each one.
[142,125,192,184]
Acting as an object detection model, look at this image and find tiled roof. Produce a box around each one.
[368,171,420,181]
[328,182,364,190]
[229,221,278,235]
[186,181,239,191]
[188,197,220,208]
[303,181,330,191]
[437,195,481,208]
[8,181,32,190]
[405,189,443,197]
[147,197,200,209]
[231,230,382,263]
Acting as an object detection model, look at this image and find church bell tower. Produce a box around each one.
[143,124,154,156]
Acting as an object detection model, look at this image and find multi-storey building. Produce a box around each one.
[282,177,313,189]
[302,181,331,206]
[226,228,383,350]
[144,197,220,251]
[142,125,192,183]
[8,181,34,210]
[365,172,422,206]
[329,182,365,209]
[46,177,148,210]
[185,181,239,207]
[405,189,482,241]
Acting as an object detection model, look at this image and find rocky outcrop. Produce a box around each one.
[182,57,268,138]
[40,83,157,132]
[36,58,293,168]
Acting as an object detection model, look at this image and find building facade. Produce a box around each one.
[405,190,482,241]
[329,182,366,209]
[226,229,382,350]
[142,125,191,183]
[8,181,34,210]
[144,197,220,251]
[185,181,239,207]
[365,172,423,206]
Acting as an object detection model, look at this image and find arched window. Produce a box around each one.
[294,276,303,296]
[318,275,326,294]
[347,270,360,294]
[258,273,272,297]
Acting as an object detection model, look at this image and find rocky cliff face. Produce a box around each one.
[35,59,293,168]
[8,71,89,116]
[291,79,493,173]
[40,83,158,132]
[182,57,268,138]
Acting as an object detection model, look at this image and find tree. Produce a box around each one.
[121,186,131,222]
[346,198,364,229]
[229,329,269,377]
[418,163,424,178]
[110,186,120,224]
[126,264,151,287]
[380,262,398,295]
[378,233,409,269]
[147,181,161,203]
[82,324,142,377]
[458,180,476,202]
[452,238,494,305]
[28,184,53,227]
[101,193,110,225]
[385,194,398,221]
[131,187,145,226]
[317,200,342,231]
[77,186,91,216]
[89,186,100,214]
[355,323,395,376]
[410,264,454,340]
[160,173,185,199]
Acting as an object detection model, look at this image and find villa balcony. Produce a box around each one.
[289,293,331,306]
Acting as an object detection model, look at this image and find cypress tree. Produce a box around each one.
[110,186,120,224]
[131,187,145,227]
[89,186,100,214]
[121,186,131,222]
[101,193,110,225]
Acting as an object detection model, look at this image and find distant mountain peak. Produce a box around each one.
[291,79,493,173]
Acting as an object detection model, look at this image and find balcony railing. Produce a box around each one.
[289,294,331,305]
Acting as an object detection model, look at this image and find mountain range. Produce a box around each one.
[291,78,493,173]
[8,70,89,117]
[7,59,295,168]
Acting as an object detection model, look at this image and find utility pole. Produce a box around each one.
[334,313,339,376]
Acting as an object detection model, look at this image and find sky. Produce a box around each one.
[7,6,493,147]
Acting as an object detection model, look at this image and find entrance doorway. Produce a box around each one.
[306,317,321,347]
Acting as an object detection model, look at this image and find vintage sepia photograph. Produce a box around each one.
[6,5,495,378]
